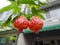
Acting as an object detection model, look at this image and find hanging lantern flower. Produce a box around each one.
[14,15,29,32]
[29,16,44,34]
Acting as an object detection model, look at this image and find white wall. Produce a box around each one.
[48,0,57,2]
[17,33,28,45]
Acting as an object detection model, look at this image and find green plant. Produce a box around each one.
[0,0,47,27]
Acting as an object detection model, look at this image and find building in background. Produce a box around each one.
[0,0,60,45]
[23,0,60,45]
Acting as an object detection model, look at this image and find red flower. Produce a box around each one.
[29,16,43,34]
[14,15,29,32]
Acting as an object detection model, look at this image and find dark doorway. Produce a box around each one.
[57,40,60,45]
[34,41,43,45]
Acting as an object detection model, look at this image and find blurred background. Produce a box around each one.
[0,0,60,45]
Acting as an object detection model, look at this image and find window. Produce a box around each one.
[57,40,60,45]
[0,13,4,21]
[45,8,60,22]
[48,0,57,2]
[51,40,55,44]
[34,41,43,45]
[43,40,50,45]
[49,8,60,18]
[0,13,3,18]
[45,13,51,19]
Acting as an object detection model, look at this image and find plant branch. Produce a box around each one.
[23,4,27,14]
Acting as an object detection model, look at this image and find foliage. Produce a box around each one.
[0,0,47,27]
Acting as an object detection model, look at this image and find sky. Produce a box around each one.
[0,0,46,9]
[0,0,11,9]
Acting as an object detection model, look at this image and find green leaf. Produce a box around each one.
[13,15,18,21]
[0,5,13,12]
[30,4,40,9]
[0,21,2,25]
[18,0,35,4]
[9,36,16,40]
[37,14,45,20]
[13,7,20,14]
[31,7,38,15]
[39,1,47,6]
[11,1,18,7]
[25,14,33,20]
[10,15,20,27]
[0,2,17,12]
[37,9,47,14]
[10,1,20,14]
[12,15,20,23]
[2,15,12,27]
[46,0,49,2]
